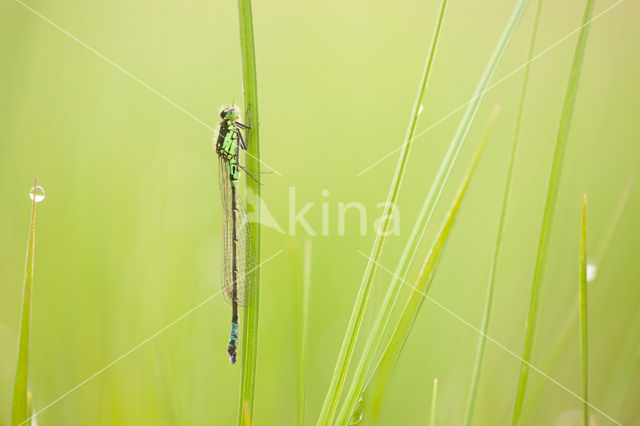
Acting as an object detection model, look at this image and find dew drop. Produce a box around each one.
[29,185,45,203]
[418,104,424,115]
[348,395,364,425]
[348,411,363,425]
[586,263,597,283]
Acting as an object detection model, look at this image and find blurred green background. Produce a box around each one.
[1,0,639,424]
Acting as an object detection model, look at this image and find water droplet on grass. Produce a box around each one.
[418,104,424,115]
[29,185,45,203]
[586,263,597,283]
[348,395,364,424]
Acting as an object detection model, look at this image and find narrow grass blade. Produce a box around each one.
[363,104,500,418]
[236,0,262,424]
[288,241,304,425]
[26,391,33,423]
[11,180,39,426]
[509,0,596,423]
[579,195,589,426]
[522,174,635,419]
[334,0,530,421]
[290,240,312,426]
[429,378,438,426]
[317,2,448,423]
[300,241,312,426]
[462,2,544,425]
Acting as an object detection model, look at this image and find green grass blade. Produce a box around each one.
[429,378,438,426]
[579,195,589,426]
[11,180,39,426]
[509,0,596,423]
[301,241,312,426]
[334,0,530,421]
[236,0,261,424]
[365,105,500,411]
[290,240,312,426]
[522,174,635,419]
[316,1,447,422]
[333,0,449,421]
[462,2,544,425]
[26,391,33,424]
[363,105,499,417]
[288,240,304,425]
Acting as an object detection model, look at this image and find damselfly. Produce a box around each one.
[215,105,256,364]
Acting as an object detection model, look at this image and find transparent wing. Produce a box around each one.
[219,158,256,307]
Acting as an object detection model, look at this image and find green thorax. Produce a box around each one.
[217,119,240,186]
[217,119,239,160]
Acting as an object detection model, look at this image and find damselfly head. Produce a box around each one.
[220,106,240,121]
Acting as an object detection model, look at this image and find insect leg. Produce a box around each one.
[239,164,262,185]
[237,129,248,150]
[237,107,252,130]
